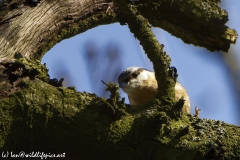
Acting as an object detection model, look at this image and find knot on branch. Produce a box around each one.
[2,58,49,83]
[0,58,50,99]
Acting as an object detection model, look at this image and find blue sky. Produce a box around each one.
[41,1,240,125]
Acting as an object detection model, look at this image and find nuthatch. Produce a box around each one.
[118,67,190,113]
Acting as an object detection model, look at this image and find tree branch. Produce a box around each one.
[0,0,239,159]
[136,0,238,52]
[0,0,237,60]
[113,0,175,104]
[0,58,240,159]
[0,0,118,59]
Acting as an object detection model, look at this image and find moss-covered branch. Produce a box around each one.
[136,0,238,51]
[0,58,240,159]
[0,0,239,159]
[113,0,175,105]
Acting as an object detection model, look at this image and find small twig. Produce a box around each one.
[195,106,201,118]
[101,80,107,86]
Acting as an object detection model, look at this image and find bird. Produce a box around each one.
[118,66,190,113]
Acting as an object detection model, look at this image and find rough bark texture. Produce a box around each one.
[0,0,118,59]
[0,0,239,160]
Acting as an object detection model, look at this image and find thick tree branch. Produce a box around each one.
[0,58,240,159]
[136,0,238,51]
[0,0,239,160]
[0,0,118,59]
[0,0,237,60]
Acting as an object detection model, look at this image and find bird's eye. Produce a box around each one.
[132,72,138,78]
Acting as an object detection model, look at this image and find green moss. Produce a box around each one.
[16,58,49,81]
[0,0,239,158]
[0,76,128,158]
[108,115,135,143]
[1,73,240,159]
[134,0,236,52]
[114,0,175,101]
[137,0,228,30]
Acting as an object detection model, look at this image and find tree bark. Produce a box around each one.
[0,0,118,59]
[0,0,239,160]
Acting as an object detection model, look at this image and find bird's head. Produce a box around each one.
[118,67,157,96]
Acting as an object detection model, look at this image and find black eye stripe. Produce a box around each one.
[118,67,149,84]
[124,78,129,83]
[131,72,138,78]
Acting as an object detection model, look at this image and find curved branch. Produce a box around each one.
[0,0,239,159]
[0,0,118,59]
[0,0,237,61]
